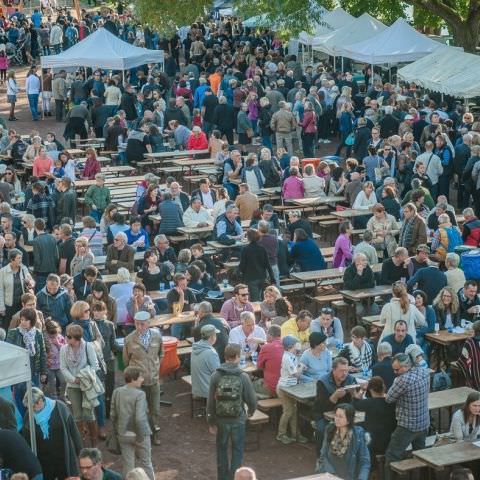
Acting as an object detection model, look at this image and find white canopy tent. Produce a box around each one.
[340,18,447,65]
[312,13,386,57]
[0,342,36,453]
[298,7,355,46]
[40,28,164,71]
[398,47,480,98]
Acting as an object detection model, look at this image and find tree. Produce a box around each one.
[135,0,211,36]
[339,0,480,52]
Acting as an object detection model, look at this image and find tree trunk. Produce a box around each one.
[451,21,480,53]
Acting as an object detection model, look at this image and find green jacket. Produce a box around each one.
[84,185,111,210]
[6,327,47,376]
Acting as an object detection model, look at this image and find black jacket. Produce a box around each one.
[371,356,396,390]
[239,241,275,283]
[191,188,217,205]
[259,158,281,188]
[194,314,229,362]
[353,126,371,161]
[454,143,471,176]
[379,114,400,139]
[0,395,16,430]
[213,103,236,131]
[119,92,137,120]
[0,430,43,477]
[343,264,375,290]
[164,106,188,126]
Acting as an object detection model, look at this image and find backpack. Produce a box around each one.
[215,372,243,418]
[445,227,463,253]
[432,370,452,391]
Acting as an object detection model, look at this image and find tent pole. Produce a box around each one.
[27,380,37,455]
[40,70,44,119]
[465,97,469,112]
[333,56,336,71]
[341,56,344,72]
[122,70,125,87]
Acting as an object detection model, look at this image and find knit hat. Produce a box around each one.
[405,344,424,360]
[282,335,299,350]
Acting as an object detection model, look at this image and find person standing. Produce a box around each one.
[52,70,68,122]
[123,311,163,445]
[25,66,41,121]
[384,352,430,480]
[207,343,257,480]
[110,366,155,480]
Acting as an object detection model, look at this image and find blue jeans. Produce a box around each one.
[171,321,193,340]
[385,426,427,480]
[28,93,40,120]
[223,181,239,200]
[95,393,106,427]
[216,421,246,480]
[315,418,329,455]
[262,134,273,152]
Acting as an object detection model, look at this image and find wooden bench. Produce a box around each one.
[168,235,188,244]
[257,397,282,425]
[178,346,192,357]
[181,375,206,418]
[389,458,427,477]
[247,409,270,450]
[280,282,316,294]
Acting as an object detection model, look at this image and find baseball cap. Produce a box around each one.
[201,324,220,339]
[134,311,151,322]
[282,335,299,350]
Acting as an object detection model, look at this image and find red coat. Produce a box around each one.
[187,132,208,151]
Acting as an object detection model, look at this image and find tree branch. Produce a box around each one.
[404,0,463,27]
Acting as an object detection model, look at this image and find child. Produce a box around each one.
[44,319,66,400]
[0,49,8,84]
[192,108,202,128]
[405,344,428,368]
[51,157,65,178]
[209,129,224,159]
[276,335,308,444]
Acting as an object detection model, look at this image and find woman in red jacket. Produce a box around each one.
[82,148,101,180]
[187,126,209,151]
[301,101,318,158]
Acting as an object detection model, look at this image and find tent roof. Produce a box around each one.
[0,342,31,389]
[40,28,164,71]
[340,18,445,64]
[312,13,386,56]
[298,8,355,45]
[398,47,480,98]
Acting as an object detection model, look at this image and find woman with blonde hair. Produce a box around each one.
[260,285,282,328]
[433,286,461,329]
[379,282,426,342]
[70,237,95,277]
[6,69,19,121]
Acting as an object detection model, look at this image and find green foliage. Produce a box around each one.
[135,0,211,35]
[339,0,405,24]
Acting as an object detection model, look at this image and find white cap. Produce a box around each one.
[134,311,151,322]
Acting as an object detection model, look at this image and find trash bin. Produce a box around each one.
[159,336,180,376]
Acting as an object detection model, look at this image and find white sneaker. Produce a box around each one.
[318,139,325,144]
[323,139,332,144]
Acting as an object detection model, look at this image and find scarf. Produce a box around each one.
[34,397,56,439]
[19,327,37,357]
[330,428,353,457]
[65,339,87,369]
[349,341,373,371]
[139,328,152,350]
[399,216,416,248]
[75,320,94,343]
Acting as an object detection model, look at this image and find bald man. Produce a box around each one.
[234,467,257,480]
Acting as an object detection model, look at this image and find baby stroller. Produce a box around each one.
[5,41,24,66]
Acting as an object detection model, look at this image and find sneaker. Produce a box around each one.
[323,139,332,144]
[296,434,309,444]
[276,434,294,445]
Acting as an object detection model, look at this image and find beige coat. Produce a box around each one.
[0,263,34,311]
[366,213,400,257]
[123,329,163,386]
[235,191,259,221]
[111,384,152,438]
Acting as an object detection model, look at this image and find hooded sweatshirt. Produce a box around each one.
[207,362,257,425]
[191,339,220,398]
[36,286,73,329]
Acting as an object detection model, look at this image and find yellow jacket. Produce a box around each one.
[281,317,310,344]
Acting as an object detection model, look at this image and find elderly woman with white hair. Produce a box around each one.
[21,387,82,480]
[109,267,136,330]
[258,147,281,188]
[187,125,209,151]
[445,252,466,293]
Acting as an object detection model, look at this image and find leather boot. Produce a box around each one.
[87,421,98,447]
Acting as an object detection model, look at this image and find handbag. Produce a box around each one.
[246,128,254,139]
[345,132,355,146]
[106,431,121,455]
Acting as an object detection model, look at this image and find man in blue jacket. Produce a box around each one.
[37,273,72,330]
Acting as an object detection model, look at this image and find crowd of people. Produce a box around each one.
[1,2,480,480]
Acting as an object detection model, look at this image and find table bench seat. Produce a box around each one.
[258,398,283,410]
[312,294,344,305]
[280,282,316,293]
[178,346,192,357]
[390,458,427,475]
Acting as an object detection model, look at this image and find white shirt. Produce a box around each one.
[25,74,41,95]
[228,324,266,353]
[7,78,19,96]
[277,351,299,387]
[202,190,214,209]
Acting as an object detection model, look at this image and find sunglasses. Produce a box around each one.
[321,307,334,315]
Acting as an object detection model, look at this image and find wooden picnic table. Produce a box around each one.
[102,273,137,285]
[151,312,195,327]
[413,440,480,470]
[65,149,86,156]
[289,196,346,207]
[76,156,111,164]
[291,263,382,285]
[280,382,316,402]
[260,187,281,195]
[331,208,373,219]
[177,225,214,238]
[101,166,136,175]
[428,386,477,411]
[172,158,215,167]
[425,330,472,346]
[75,175,144,190]
[340,285,392,302]
[144,149,210,160]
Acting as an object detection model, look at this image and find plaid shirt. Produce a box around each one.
[386,366,430,432]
